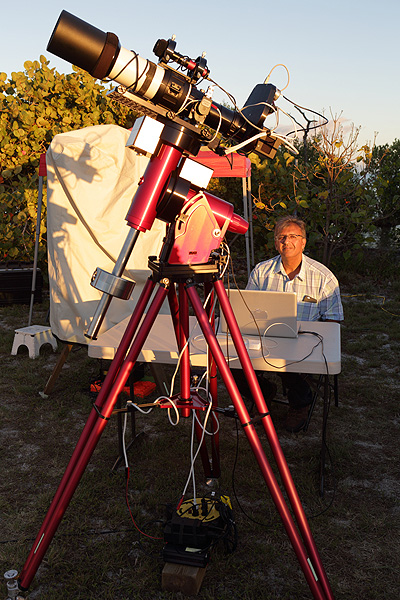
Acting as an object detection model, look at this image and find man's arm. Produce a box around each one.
[319,275,344,322]
[246,264,261,290]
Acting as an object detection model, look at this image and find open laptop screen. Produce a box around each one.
[220,289,299,338]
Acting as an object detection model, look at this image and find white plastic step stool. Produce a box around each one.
[11,325,58,359]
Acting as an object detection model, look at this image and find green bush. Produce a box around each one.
[0,57,136,270]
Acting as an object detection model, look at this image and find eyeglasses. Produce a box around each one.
[275,234,304,242]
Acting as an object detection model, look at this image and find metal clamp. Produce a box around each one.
[90,268,136,300]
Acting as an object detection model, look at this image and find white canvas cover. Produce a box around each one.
[47,124,166,344]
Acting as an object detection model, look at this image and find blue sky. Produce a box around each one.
[1,0,399,147]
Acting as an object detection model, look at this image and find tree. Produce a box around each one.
[249,147,303,262]
[370,139,400,246]
[0,57,137,267]
[245,114,377,268]
[299,114,376,266]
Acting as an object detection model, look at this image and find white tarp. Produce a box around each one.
[47,124,166,344]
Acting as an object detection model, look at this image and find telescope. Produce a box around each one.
[47,10,281,160]
[46,10,283,339]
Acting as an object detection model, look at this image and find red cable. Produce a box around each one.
[125,468,163,540]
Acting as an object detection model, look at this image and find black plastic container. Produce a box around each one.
[0,262,43,305]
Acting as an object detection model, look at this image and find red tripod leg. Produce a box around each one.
[186,281,333,600]
[214,280,334,600]
[178,283,192,416]
[168,283,220,477]
[202,282,220,477]
[18,280,165,590]
[168,284,180,336]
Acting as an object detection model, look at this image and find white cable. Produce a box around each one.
[158,277,214,425]
[122,410,129,468]
[181,398,213,498]
[218,242,231,279]
[131,404,153,415]
[272,133,299,155]
[178,287,220,500]
[194,405,220,435]
[262,322,298,337]
[154,395,180,426]
[235,101,279,134]
[270,105,300,148]
[222,101,279,154]
[224,129,274,155]
[207,103,223,143]
[264,63,290,91]
[174,84,195,116]
[190,414,197,506]
[224,103,300,156]
[270,105,298,137]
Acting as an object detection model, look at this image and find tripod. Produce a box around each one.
[16,122,335,600]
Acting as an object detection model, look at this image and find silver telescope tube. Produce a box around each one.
[107,47,165,99]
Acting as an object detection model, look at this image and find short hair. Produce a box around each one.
[274,216,306,239]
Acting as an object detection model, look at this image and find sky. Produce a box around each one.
[1,0,399,148]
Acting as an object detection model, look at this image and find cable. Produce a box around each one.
[193,386,220,435]
[174,87,196,117]
[190,415,197,506]
[258,330,324,370]
[342,292,400,317]
[124,466,163,541]
[207,102,223,143]
[106,51,142,94]
[208,70,302,155]
[217,98,300,156]
[307,380,337,518]
[230,415,271,527]
[207,76,238,113]
[122,410,129,468]
[121,406,164,541]
[261,321,298,337]
[154,395,180,426]
[264,63,290,92]
[180,398,213,501]
[0,527,153,545]
[224,128,274,156]
[221,264,327,370]
[230,380,337,524]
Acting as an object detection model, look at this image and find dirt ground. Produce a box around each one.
[1,284,399,599]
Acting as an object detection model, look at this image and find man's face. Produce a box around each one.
[274,224,306,264]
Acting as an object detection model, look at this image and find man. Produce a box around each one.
[241,215,344,432]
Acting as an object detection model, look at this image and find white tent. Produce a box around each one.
[46,124,166,344]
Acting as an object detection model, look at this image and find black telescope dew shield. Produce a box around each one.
[47,11,120,79]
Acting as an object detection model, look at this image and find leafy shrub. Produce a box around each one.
[0,57,136,270]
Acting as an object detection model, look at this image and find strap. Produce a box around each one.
[93,403,110,421]
[242,411,270,427]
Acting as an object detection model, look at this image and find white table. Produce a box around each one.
[88,315,340,375]
[88,314,340,495]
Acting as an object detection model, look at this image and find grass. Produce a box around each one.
[0,270,400,600]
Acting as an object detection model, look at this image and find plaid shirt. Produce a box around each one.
[246,254,344,322]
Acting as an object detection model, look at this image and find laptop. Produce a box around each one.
[219,289,299,338]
